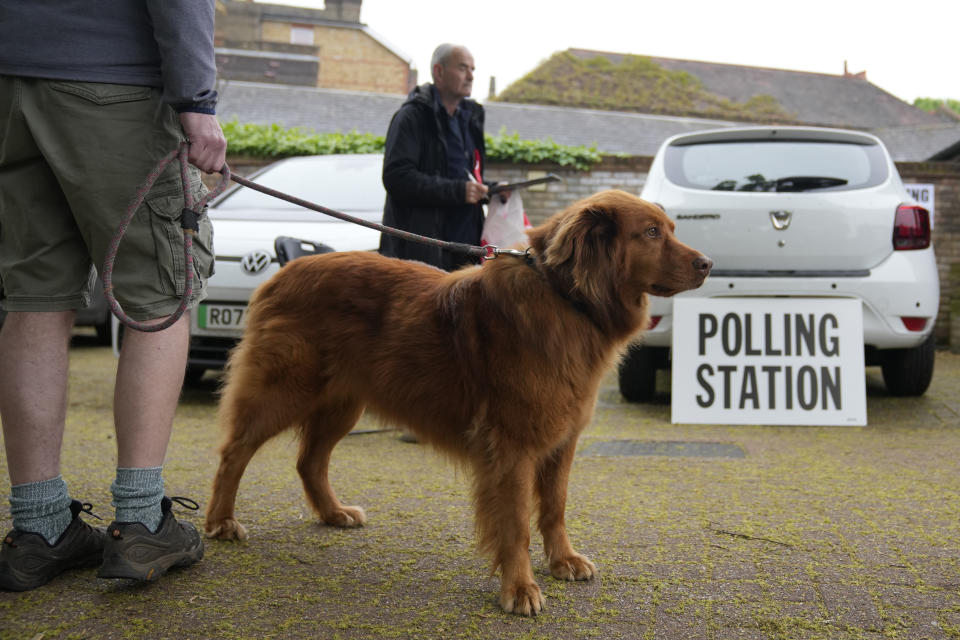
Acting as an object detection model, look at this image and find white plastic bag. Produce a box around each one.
[481,192,531,250]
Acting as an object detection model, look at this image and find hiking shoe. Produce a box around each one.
[97,496,204,581]
[0,500,106,591]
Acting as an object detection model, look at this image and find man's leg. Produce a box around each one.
[114,315,189,468]
[0,312,105,591]
[111,315,189,531]
[0,311,75,541]
[0,311,73,485]
[98,314,204,582]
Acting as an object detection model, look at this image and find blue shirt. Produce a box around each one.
[432,86,481,252]
[434,86,477,182]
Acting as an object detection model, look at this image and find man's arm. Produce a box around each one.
[145,0,218,112]
[147,0,226,172]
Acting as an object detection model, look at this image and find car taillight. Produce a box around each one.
[648,316,661,330]
[901,317,927,332]
[893,204,930,250]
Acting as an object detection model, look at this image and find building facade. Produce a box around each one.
[215,0,415,94]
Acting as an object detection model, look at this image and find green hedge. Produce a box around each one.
[485,128,601,170]
[221,120,385,157]
[222,120,602,171]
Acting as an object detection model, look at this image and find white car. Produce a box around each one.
[620,126,939,401]
[113,154,384,382]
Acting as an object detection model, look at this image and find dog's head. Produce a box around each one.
[527,190,712,331]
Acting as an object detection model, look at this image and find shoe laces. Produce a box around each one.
[108,497,201,540]
[169,497,200,512]
[79,502,103,521]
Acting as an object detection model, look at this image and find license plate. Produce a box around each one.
[198,304,247,330]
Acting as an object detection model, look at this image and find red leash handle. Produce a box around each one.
[102,142,231,332]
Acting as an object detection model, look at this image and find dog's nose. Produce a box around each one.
[693,255,713,275]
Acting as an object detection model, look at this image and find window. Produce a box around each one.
[290,25,315,45]
[664,140,888,192]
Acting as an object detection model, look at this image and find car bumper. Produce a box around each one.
[642,250,940,350]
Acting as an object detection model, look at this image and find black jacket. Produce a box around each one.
[379,83,487,271]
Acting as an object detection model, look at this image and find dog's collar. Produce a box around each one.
[522,250,596,324]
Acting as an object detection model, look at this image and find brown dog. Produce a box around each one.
[205,190,712,615]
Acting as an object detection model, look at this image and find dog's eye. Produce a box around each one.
[645,226,660,239]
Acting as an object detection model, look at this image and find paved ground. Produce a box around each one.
[1,332,959,639]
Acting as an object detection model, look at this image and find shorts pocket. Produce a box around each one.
[193,209,215,282]
[145,180,213,297]
[50,81,153,105]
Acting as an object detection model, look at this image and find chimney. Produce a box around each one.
[843,60,867,81]
[326,0,362,23]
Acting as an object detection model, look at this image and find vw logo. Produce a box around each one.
[240,250,272,275]
[769,210,792,230]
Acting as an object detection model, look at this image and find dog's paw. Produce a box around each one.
[322,505,366,528]
[205,517,248,541]
[550,553,597,581]
[501,581,545,616]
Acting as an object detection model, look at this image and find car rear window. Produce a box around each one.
[664,140,888,192]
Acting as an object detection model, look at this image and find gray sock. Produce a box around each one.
[9,476,73,544]
[111,467,164,533]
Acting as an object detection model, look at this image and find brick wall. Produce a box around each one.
[258,22,410,94]
[217,0,412,94]
[485,157,651,226]
[315,27,411,94]
[897,162,960,349]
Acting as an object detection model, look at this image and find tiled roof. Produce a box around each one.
[215,81,960,162]
[218,81,403,135]
[871,123,960,162]
[486,102,744,156]
[566,49,954,130]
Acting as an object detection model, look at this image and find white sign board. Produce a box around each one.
[671,299,866,426]
[903,183,935,228]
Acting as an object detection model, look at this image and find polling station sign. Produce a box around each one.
[671,299,866,426]
[903,183,935,227]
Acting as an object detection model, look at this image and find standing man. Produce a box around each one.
[380,43,492,271]
[0,1,226,590]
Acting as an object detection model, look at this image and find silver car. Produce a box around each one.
[620,126,939,401]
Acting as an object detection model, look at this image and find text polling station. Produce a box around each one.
[671,299,866,426]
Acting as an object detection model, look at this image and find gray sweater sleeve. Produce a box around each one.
[146,0,219,113]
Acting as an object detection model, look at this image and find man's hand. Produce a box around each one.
[465,181,489,204]
[179,112,227,174]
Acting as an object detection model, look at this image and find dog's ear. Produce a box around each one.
[540,204,621,305]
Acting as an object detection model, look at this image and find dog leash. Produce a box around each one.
[104,146,531,332]
[102,142,232,333]
[226,171,531,263]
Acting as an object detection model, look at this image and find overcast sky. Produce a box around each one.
[265,0,960,106]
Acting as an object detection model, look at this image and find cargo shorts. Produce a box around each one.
[0,76,215,321]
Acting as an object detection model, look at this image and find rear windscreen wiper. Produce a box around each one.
[775,176,848,192]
